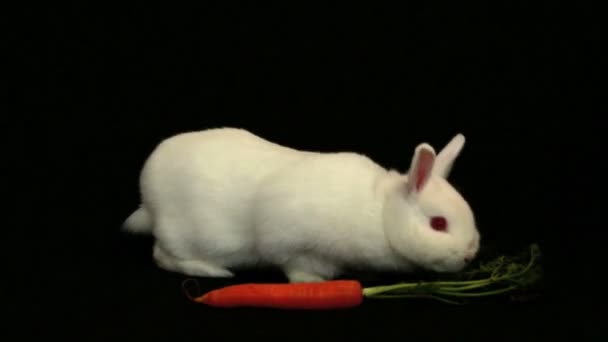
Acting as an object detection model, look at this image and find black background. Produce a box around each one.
[13,2,604,341]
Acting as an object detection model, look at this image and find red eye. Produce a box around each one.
[430,216,448,232]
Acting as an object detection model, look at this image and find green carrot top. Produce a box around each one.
[362,243,543,304]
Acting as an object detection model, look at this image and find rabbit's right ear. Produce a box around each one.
[433,133,465,178]
[405,143,436,195]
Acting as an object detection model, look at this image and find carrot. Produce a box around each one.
[183,280,364,309]
[182,244,543,309]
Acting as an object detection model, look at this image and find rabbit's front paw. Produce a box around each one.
[283,256,337,283]
[285,270,326,283]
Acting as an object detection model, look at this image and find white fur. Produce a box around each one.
[123,127,480,282]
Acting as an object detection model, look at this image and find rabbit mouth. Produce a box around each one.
[425,258,468,273]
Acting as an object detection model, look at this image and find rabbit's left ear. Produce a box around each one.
[433,133,465,178]
[406,143,436,195]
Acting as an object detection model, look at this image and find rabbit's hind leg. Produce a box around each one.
[153,243,234,278]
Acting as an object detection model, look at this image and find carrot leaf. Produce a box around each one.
[362,243,543,304]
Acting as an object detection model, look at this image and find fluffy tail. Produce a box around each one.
[122,207,152,234]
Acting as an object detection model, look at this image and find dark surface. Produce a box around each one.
[14,2,603,340]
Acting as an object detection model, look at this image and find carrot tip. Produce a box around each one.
[194,294,208,304]
[181,278,202,302]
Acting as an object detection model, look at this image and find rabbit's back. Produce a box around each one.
[144,127,304,190]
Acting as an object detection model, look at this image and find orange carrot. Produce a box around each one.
[181,244,543,309]
[184,280,364,309]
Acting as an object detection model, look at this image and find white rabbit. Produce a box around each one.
[123,127,480,283]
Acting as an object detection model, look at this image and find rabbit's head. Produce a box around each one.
[383,133,480,273]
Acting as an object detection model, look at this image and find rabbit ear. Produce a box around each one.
[433,133,465,178]
[406,143,436,195]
